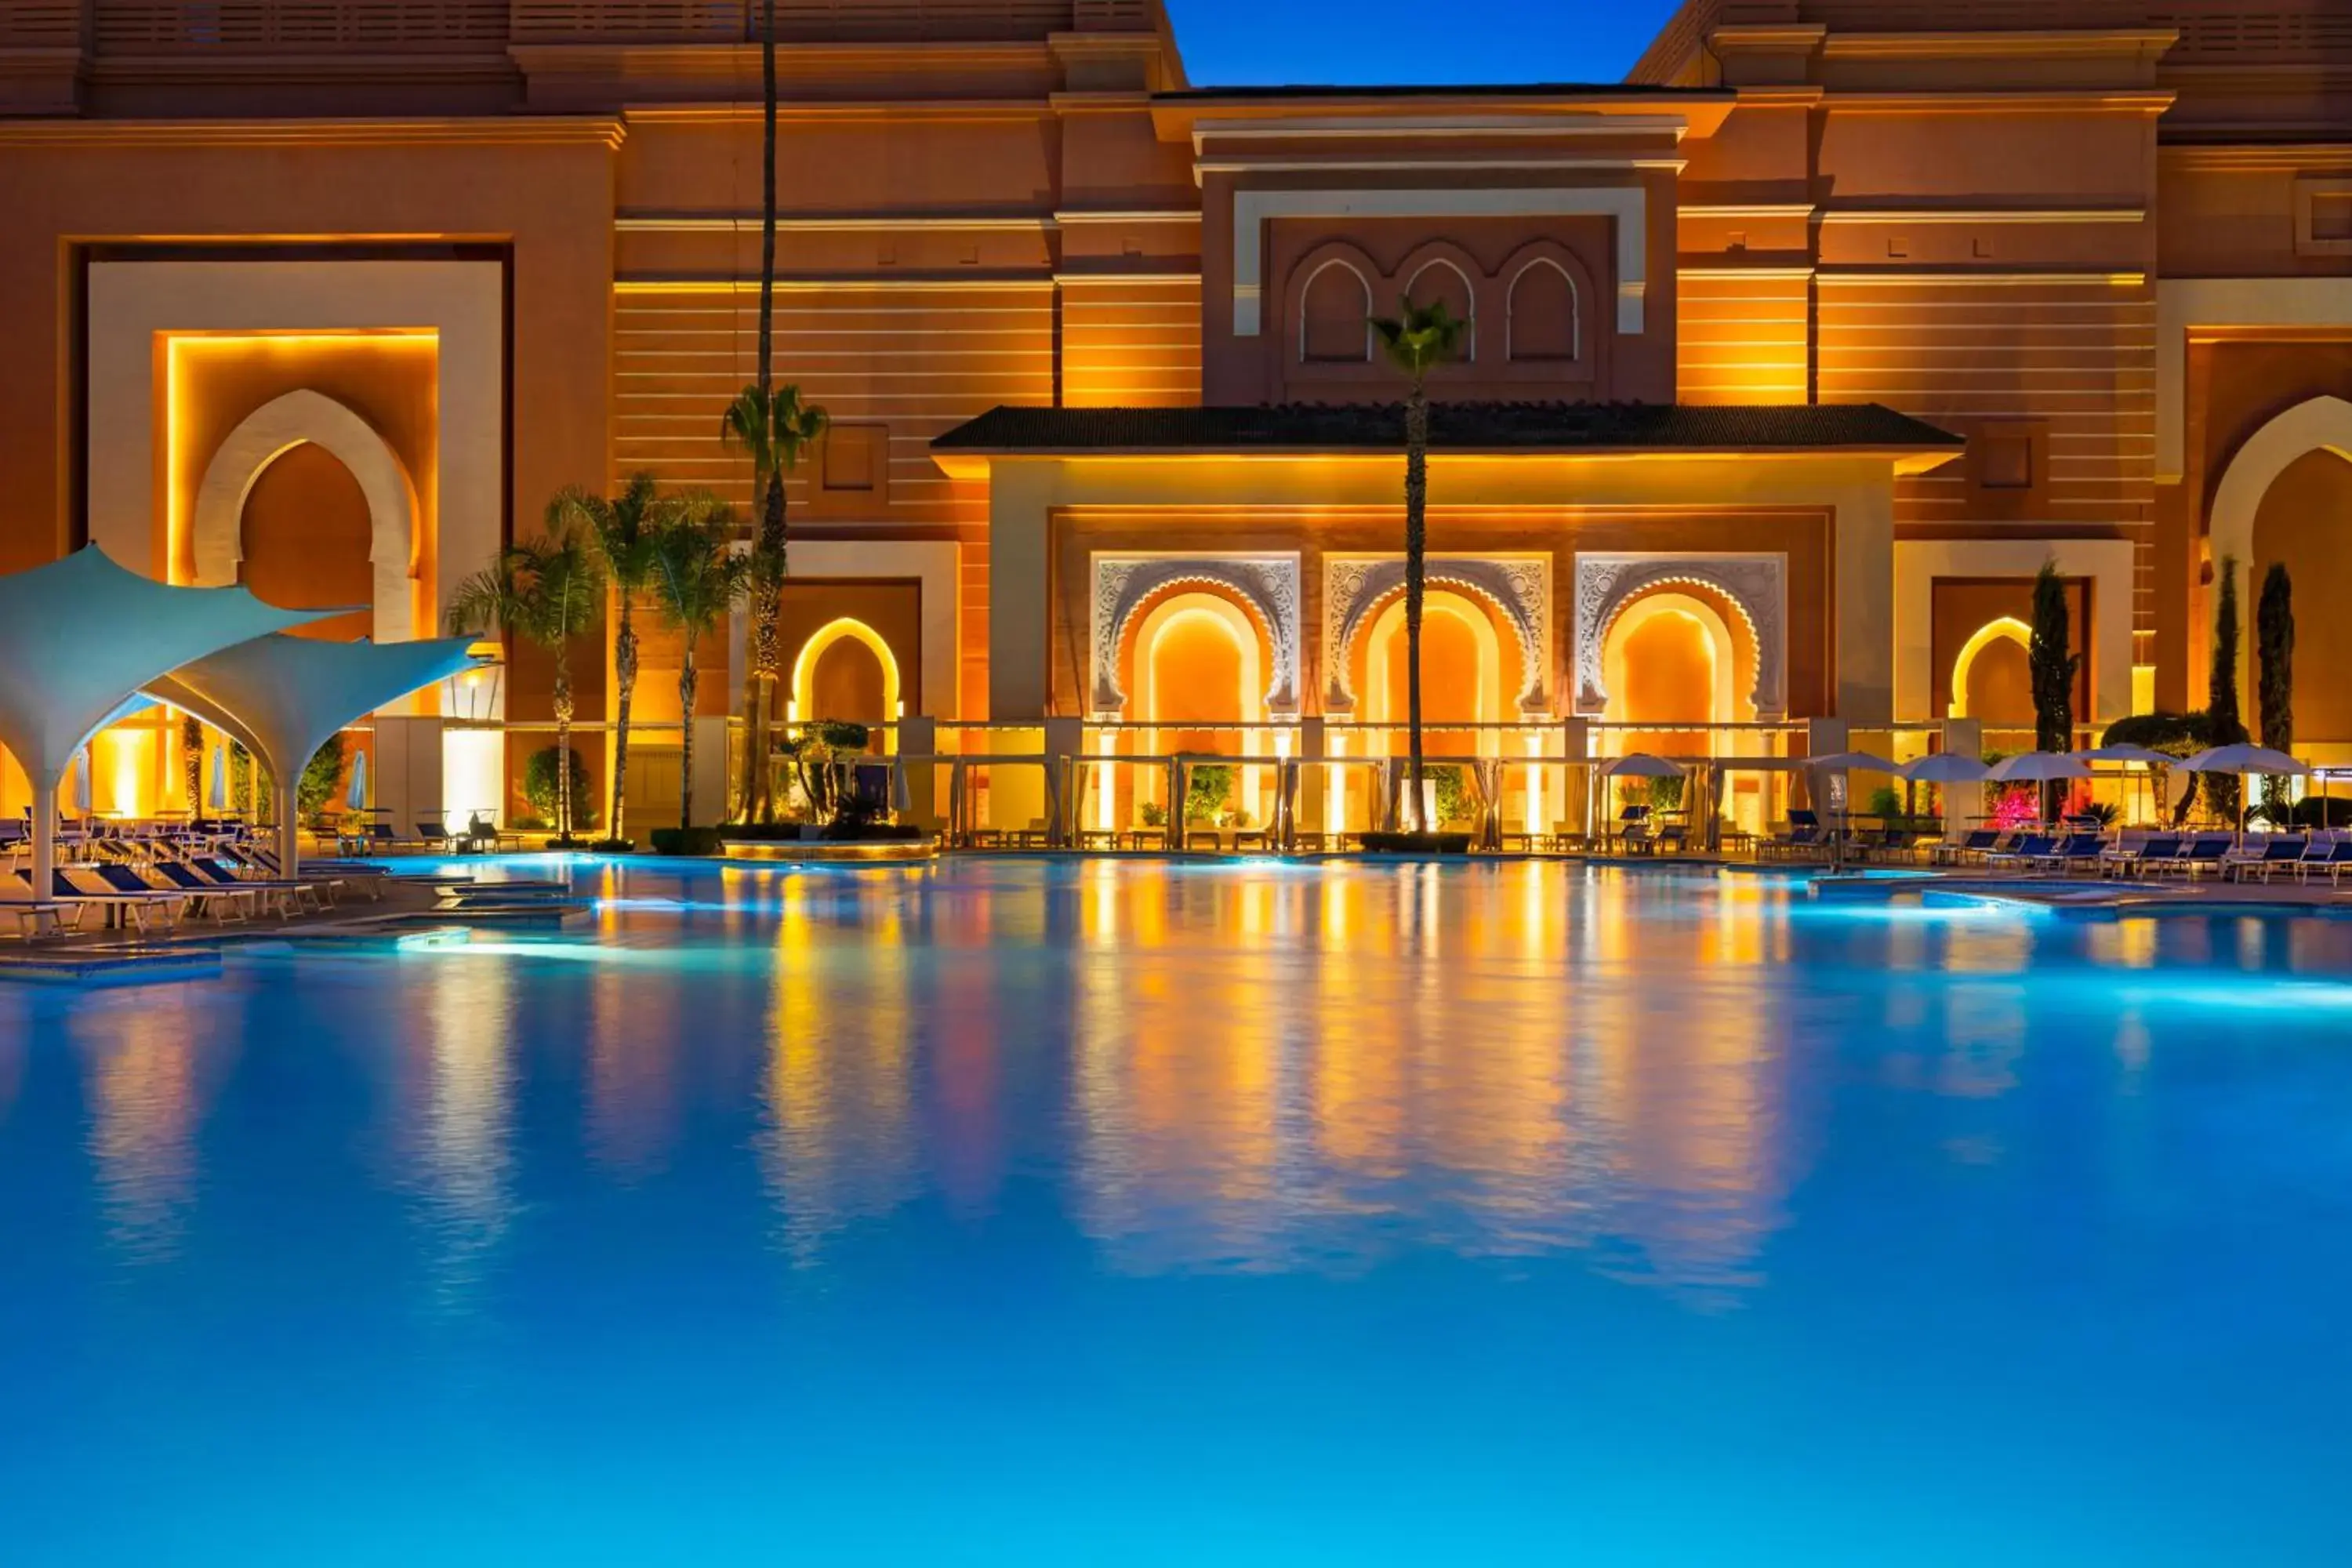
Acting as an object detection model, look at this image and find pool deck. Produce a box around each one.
[0,873,590,983]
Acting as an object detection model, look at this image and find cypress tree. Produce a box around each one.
[2257,562,2295,819]
[2029,561,2082,818]
[2207,556,2245,820]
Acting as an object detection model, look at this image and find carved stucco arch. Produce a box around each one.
[2208,394,2352,712]
[1573,553,1786,720]
[1324,554,1551,717]
[190,388,419,643]
[1091,554,1301,716]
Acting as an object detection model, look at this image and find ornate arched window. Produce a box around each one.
[1507,258,1581,363]
[1404,258,1475,361]
[1298,259,1373,364]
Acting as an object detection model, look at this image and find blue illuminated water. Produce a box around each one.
[5,858,2351,1564]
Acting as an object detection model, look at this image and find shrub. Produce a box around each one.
[1138,800,1167,829]
[1184,764,1234,824]
[298,735,345,826]
[524,746,597,833]
[1865,784,1904,821]
[1433,764,1476,826]
[650,825,724,856]
[2103,710,2238,826]
[1644,774,1686,812]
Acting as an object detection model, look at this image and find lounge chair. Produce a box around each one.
[1985,833,2057,870]
[1,891,75,938]
[2226,837,2309,884]
[1760,810,1825,862]
[15,868,180,935]
[147,860,264,920]
[414,820,454,852]
[2298,838,2352,886]
[82,862,201,928]
[1935,829,2000,867]
[2034,833,2107,873]
[186,855,321,916]
[2101,835,2180,879]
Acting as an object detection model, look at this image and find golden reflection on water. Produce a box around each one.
[408,956,517,1305]
[1054,864,1791,1291]
[72,992,217,1265]
[757,869,919,1261]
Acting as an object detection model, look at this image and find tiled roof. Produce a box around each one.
[933,401,1964,455]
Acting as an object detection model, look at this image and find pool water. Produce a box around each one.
[5,858,2351,1564]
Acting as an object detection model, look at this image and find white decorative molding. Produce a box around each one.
[1091,553,1302,716]
[1322,554,1552,717]
[1573,553,1787,719]
[190,388,419,644]
[1230,186,1647,337]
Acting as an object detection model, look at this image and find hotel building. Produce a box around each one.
[1,0,2346,836]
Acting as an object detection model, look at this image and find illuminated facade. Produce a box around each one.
[1,1,2347,832]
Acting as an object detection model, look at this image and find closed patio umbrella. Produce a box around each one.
[73,746,91,815]
[346,748,368,812]
[208,744,226,811]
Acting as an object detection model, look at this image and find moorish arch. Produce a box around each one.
[1573,553,1786,720]
[190,388,419,643]
[1091,554,1301,717]
[1323,554,1551,716]
[1602,591,1742,729]
[1361,590,1505,726]
[1947,617,2034,724]
[2212,395,2352,734]
[790,616,902,747]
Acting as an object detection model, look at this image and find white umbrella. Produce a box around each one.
[1988,751,2091,782]
[208,744,226,811]
[2074,744,2173,766]
[73,746,91,814]
[346,748,368,811]
[2180,745,2307,841]
[1599,752,1686,779]
[2180,745,2307,775]
[1902,753,1990,782]
[1806,750,1901,774]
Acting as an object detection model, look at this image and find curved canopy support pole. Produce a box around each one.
[278,779,301,882]
[31,785,56,904]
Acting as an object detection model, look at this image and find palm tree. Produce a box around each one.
[720,381,829,822]
[645,508,750,831]
[447,523,604,842]
[557,474,724,844]
[1370,296,1468,831]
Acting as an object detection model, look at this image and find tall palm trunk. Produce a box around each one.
[610,603,637,842]
[680,652,699,831]
[746,469,785,822]
[552,648,575,841]
[1403,380,1429,829]
[739,0,782,826]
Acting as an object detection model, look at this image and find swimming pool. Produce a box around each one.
[5,858,2350,1564]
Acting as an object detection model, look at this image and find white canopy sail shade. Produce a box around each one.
[146,633,486,875]
[1988,751,2092,782]
[1900,753,1991,784]
[0,546,336,892]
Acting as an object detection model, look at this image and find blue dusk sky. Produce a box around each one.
[1163,0,1692,88]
